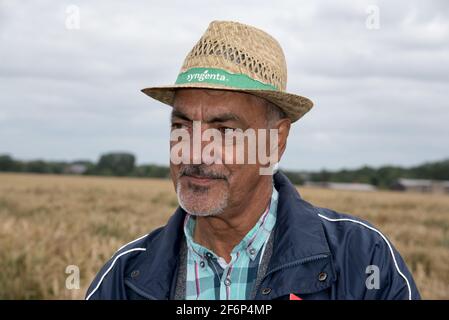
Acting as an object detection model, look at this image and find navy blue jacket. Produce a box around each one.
[86,171,420,300]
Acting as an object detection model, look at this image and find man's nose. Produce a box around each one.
[189,121,222,165]
[189,121,205,165]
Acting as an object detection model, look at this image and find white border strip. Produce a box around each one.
[317,213,412,300]
[115,233,150,255]
[86,248,146,300]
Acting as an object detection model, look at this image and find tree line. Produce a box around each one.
[1,153,448,189]
[0,153,169,179]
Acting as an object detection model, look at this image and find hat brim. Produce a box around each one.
[141,82,313,123]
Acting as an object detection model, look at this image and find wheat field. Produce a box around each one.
[0,172,448,299]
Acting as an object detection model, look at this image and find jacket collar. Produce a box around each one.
[268,170,332,269]
[126,171,335,299]
[257,171,336,299]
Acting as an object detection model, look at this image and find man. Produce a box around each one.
[86,20,420,300]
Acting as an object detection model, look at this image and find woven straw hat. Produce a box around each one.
[141,20,313,122]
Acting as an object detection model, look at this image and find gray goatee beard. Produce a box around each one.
[176,180,229,217]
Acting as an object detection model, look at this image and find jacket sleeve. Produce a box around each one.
[85,253,130,300]
[339,219,421,300]
[363,231,421,300]
[319,208,421,300]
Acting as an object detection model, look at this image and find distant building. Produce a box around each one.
[391,178,449,194]
[304,181,377,192]
[64,164,87,175]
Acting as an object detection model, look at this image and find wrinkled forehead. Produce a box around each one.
[172,88,267,124]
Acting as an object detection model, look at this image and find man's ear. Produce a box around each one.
[276,118,291,161]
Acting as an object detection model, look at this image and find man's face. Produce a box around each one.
[170,88,276,217]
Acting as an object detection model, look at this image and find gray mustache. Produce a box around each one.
[179,165,228,180]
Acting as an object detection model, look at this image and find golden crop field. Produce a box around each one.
[0,172,448,299]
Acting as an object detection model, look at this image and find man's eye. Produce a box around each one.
[171,123,187,129]
[218,127,234,134]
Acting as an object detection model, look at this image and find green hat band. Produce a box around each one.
[175,67,278,91]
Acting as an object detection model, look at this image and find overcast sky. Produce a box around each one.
[0,0,448,171]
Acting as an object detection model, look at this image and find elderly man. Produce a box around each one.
[86,21,420,300]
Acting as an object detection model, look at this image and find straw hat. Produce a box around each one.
[141,20,313,122]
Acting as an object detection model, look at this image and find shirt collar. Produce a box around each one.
[183,184,278,264]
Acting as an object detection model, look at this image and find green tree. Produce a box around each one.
[0,155,17,171]
[95,152,136,176]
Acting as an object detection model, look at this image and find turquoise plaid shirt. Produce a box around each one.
[183,185,278,300]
